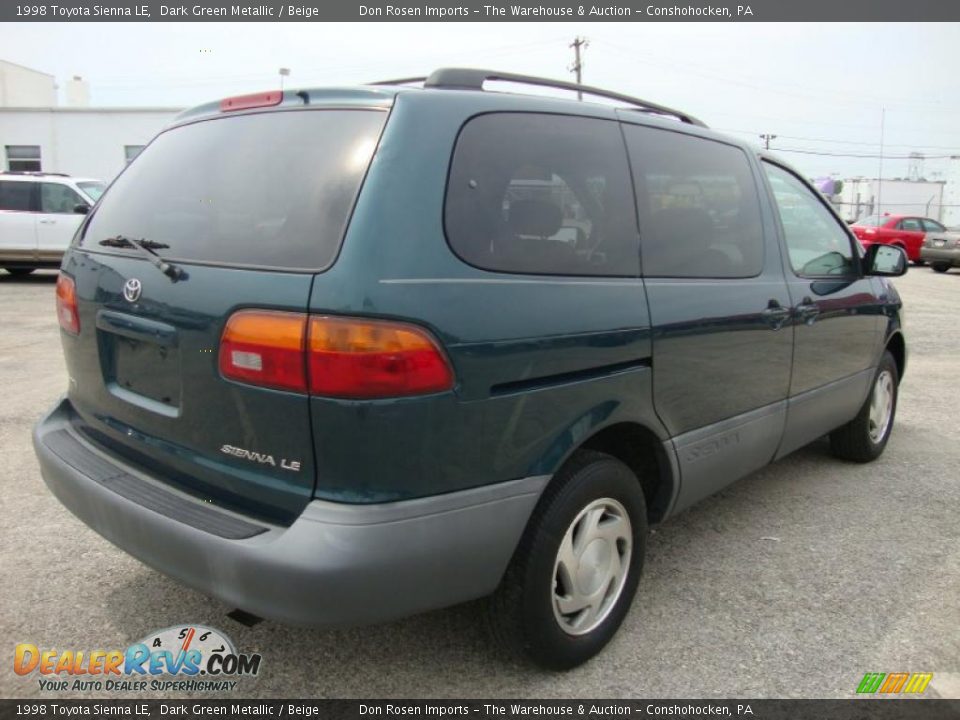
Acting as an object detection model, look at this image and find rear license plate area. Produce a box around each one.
[111,336,181,408]
[96,311,183,413]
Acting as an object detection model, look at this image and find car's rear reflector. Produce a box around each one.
[56,273,80,335]
[220,310,307,392]
[307,316,454,399]
[219,91,283,112]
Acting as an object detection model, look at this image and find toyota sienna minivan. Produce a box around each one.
[34,69,908,669]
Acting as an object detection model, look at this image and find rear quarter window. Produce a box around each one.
[445,113,640,277]
[80,109,386,270]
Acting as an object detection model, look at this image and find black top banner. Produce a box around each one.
[2,0,958,22]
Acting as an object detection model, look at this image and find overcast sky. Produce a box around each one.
[3,22,959,179]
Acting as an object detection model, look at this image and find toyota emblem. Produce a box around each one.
[123,278,142,303]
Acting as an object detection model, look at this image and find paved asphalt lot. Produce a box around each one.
[1,267,957,700]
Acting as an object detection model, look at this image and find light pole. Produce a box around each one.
[279,67,291,92]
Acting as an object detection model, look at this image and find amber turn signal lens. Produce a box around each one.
[219,310,307,392]
[56,273,80,335]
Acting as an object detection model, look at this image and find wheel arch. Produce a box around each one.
[885,330,906,382]
[543,420,678,526]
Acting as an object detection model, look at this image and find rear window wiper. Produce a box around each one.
[99,235,186,282]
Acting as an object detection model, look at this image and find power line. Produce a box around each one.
[594,37,959,112]
[717,128,960,152]
[773,147,957,160]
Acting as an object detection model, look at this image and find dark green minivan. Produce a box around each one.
[34,69,908,669]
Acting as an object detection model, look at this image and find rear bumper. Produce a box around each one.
[920,246,960,266]
[34,398,547,627]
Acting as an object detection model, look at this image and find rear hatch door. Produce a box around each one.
[63,105,387,523]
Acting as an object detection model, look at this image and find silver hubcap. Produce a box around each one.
[552,498,632,636]
[868,370,895,443]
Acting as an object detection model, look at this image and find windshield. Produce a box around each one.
[77,181,106,202]
[80,109,386,270]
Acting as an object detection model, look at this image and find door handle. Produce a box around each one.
[795,297,820,325]
[761,299,790,330]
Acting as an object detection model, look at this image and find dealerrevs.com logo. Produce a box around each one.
[14,625,262,693]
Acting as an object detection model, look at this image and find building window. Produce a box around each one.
[5,145,41,172]
[124,145,145,163]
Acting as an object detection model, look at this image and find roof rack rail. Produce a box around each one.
[369,76,427,86]
[372,68,706,127]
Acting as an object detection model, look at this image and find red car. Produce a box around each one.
[851,214,947,263]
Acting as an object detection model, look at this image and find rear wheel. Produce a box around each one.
[931,262,951,273]
[487,450,647,670]
[830,351,899,462]
[3,267,35,277]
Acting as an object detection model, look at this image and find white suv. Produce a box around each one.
[0,173,106,276]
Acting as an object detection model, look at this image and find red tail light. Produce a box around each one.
[56,274,80,335]
[219,312,454,398]
[308,316,454,398]
[220,310,307,392]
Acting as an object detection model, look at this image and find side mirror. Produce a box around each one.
[73,203,90,215]
[864,243,907,277]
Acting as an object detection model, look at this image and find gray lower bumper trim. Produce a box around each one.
[42,428,267,540]
[33,398,549,627]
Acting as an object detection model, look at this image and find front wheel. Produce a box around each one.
[830,351,899,462]
[487,451,647,670]
[931,262,951,273]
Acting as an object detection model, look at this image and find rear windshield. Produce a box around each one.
[80,109,386,270]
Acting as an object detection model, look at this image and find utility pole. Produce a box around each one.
[569,36,588,100]
[877,107,885,217]
[759,133,777,150]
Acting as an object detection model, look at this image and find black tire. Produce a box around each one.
[912,259,925,266]
[830,351,899,463]
[931,262,950,274]
[487,450,647,670]
[3,267,35,277]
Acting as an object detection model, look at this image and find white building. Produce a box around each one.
[0,60,180,182]
[0,107,181,180]
[834,178,946,223]
[0,60,57,107]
